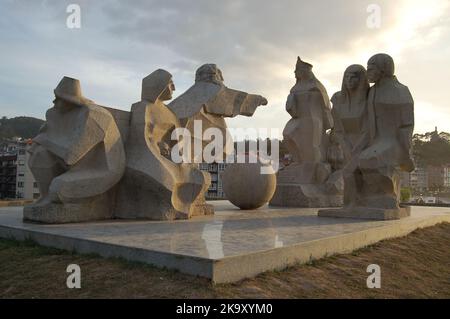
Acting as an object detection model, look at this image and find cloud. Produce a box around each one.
[0,0,449,135]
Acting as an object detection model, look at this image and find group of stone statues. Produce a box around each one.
[24,65,268,223]
[24,53,414,223]
[270,54,414,220]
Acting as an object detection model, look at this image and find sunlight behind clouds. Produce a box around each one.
[0,0,448,135]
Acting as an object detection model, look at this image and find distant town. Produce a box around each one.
[1,116,450,204]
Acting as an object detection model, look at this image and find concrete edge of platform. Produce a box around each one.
[1,213,450,284]
[0,224,214,279]
[211,214,450,283]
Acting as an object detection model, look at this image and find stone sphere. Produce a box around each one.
[222,159,276,210]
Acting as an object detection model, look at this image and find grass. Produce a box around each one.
[0,223,449,298]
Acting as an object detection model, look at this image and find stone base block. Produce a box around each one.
[269,183,343,208]
[23,193,113,224]
[191,203,215,216]
[3,201,449,283]
[318,206,411,220]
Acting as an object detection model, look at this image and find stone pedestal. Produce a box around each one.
[269,162,343,208]
[270,183,343,207]
[318,206,411,220]
[23,191,114,224]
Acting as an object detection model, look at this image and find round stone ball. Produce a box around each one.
[222,159,276,210]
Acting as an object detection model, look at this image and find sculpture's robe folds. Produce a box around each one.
[283,78,333,165]
[115,70,211,220]
[356,77,414,209]
[24,76,126,224]
[30,105,125,201]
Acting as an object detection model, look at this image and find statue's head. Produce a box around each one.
[367,53,395,83]
[343,64,369,92]
[294,57,313,80]
[195,64,224,85]
[141,69,175,102]
[53,76,90,110]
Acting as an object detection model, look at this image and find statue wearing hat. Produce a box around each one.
[270,57,343,207]
[114,69,213,220]
[23,77,126,223]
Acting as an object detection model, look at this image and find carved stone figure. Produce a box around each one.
[270,57,343,207]
[329,64,370,205]
[168,63,268,162]
[114,69,213,220]
[319,53,414,220]
[23,77,126,223]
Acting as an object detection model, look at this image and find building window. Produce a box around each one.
[33,193,40,199]
[18,160,25,166]
[17,182,24,188]
[33,182,38,188]
[18,173,24,177]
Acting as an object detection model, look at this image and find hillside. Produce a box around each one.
[0,116,44,140]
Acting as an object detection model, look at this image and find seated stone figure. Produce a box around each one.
[114,69,213,220]
[23,77,126,223]
[319,53,414,220]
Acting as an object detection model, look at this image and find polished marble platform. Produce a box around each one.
[1,201,449,283]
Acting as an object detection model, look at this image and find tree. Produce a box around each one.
[400,187,412,203]
[412,130,450,166]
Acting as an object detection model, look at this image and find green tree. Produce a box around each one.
[400,187,412,203]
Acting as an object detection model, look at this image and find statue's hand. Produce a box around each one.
[259,96,268,106]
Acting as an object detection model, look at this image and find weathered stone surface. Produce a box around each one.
[270,57,342,207]
[23,77,126,223]
[319,206,411,220]
[319,53,414,220]
[168,63,268,162]
[114,69,213,220]
[222,157,276,210]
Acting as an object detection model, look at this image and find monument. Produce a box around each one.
[114,69,213,220]
[168,63,268,162]
[319,53,415,220]
[23,77,126,223]
[270,57,343,207]
[329,64,370,205]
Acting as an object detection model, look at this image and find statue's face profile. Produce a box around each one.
[294,66,307,80]
[53,97,75,112]
[53,98,65,109]
[344,71,360,90]
[367,62,382,83]
[160,79,175,101]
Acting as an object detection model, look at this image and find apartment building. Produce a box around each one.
[15,141,40,199]
[0,153,17,199]
[198,162,227,199]
[0,140,39,200]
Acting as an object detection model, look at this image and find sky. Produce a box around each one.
[0,0,449,138]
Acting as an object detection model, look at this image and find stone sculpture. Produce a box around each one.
[270,57,343,207]
[221,154,276,210]
[319,53,414,220]
[168,63,268,162]
[329,64,370,205]
[23,77,126,223]
[114,69,213,220]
